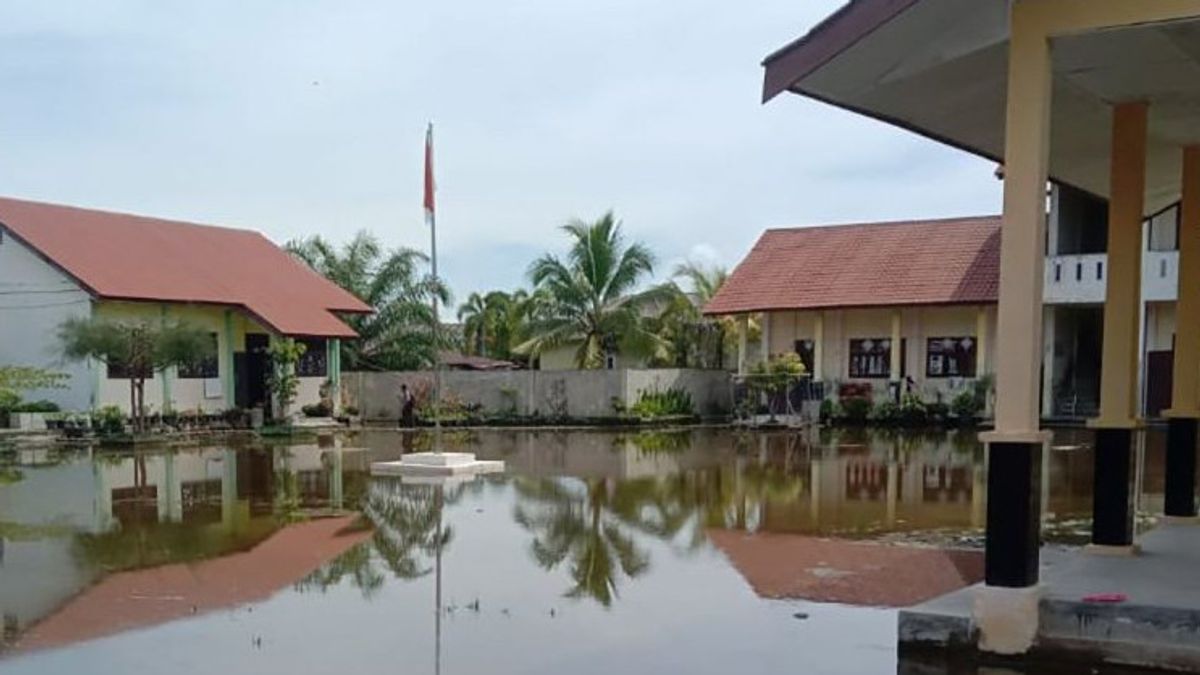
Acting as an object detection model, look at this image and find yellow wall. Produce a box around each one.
[761,305,994,400]
[92,301,328,415]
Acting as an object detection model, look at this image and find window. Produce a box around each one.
[848,338,893,379]
[107,361,152,380]
[296,338,328,377]
[179,333,219,379]
[926,336,977,378]
[793,339,815,375]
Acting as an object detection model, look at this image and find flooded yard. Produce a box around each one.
[0,428,1173,674]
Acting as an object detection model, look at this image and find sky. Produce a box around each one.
[0,0,1002,312]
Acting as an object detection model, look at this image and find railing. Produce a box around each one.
[1043,250,1181,304]
[1043,253,1107,304]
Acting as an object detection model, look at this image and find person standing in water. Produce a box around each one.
[400,383,416,428]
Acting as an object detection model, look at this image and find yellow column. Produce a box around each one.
[813,312,825,381]
[1095,102,1148,427]
[889,309,902,382]
[1169,146,1200,415]
[976,305,989,377]
[737,314,749,376]
[990,7,1052,437]
[760,312,771,363]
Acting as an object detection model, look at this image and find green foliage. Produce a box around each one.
[93,405,126,435]
[286,231,451,371]
[58,317,214,430]
[629,387,695,418]
[951,389,984,420]
[458,290,539,363]
[516,212,673,369]
[301,402,332,417]
[841,397,873,424]
[871,399,901,424]
[9,400,60,413]
[0,390,20,412]
[0,366,67,395]
[747,352,807,394]
[819,398,841,422]
[267,339,307,414]
[898,393,929,426]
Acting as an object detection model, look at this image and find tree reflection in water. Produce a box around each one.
[512,477,651,607]
[296,478,487,598]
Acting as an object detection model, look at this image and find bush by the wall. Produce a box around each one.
[630,387,695,418]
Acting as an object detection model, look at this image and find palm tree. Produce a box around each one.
[457,290,529,359]
[671,260,757,367]
[672,261,729,307]
[457,292,490,356]
[517,212,671,369]
[286,231,451,371]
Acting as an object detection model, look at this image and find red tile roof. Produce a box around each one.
[0,197,372,338]
[704,216,1000,315]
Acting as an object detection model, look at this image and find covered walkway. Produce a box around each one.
[764,0,1200,666]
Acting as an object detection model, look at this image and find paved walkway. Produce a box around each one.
[899,524,1200,670]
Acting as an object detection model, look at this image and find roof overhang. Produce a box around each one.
[764,0,1200,216]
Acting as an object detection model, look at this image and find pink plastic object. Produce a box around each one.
[1081,593,1128,603]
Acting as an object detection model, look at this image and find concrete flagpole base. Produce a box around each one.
[371,452,504,477]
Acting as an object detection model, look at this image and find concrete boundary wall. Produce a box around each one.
[344,369,732,421]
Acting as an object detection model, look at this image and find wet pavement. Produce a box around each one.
[0,427,1177,674]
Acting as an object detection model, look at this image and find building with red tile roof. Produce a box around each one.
[704,216,1000,316]
[706,217,1000,403]
[0,197,369,414]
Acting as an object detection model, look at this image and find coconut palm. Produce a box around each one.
[457,290,530,360]
[286,231,450,371]
[517,212,671,369]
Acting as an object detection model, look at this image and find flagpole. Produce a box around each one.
[426,122,442,453]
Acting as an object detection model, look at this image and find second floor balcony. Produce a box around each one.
[1043,250,1179,305]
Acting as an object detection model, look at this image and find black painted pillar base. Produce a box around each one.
[985,441,1041,588]
[1165,417,1199,518]
[1092,427,1135,547]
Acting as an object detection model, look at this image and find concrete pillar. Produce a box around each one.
[737,315,749,376]
[974,5,1052,655]
[1090,102,1148,551]
[1041,305,1057,418]
[328,338,342,415]
[160,305,173,414]
[813,311,825,381]
[223,309,236,406]
[975,306,989,377]
[890,309,902,384]
[760,312,771,363]
[1165,146,1200,519]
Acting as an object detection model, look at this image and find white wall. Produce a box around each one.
[0,230,94,410]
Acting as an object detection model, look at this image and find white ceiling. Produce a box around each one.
[791,0,1200,215]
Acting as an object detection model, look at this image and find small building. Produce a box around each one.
[706,216,1000,404]
[0,197,371,415]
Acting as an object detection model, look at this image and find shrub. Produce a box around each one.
[630,387,695,418]
[951,389,984,421]
[12,400,60,413]
[871,399,901,424]
[925,401,950,422]
[301,402,332,418]
[898,393,928,426]
[819,398,841,422]
[93,405,126,435]
[841,397,873,424]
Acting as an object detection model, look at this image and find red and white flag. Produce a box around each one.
[423,123,436,226]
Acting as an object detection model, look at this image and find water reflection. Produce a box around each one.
[0,427,1173,674]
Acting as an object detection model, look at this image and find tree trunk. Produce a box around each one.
[129,381,137,433]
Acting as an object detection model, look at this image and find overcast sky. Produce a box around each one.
[0,0,1001,311]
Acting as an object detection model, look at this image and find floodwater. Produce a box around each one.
[0,427,1173,674]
